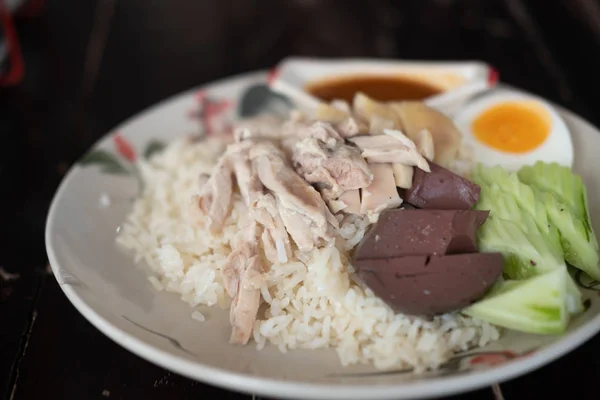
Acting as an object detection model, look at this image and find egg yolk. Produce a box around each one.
[472,101,551,153]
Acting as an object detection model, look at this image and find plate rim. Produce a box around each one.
[45,69,600,400]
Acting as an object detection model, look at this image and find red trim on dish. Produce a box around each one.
[194,91,233,137]
[195,90,206,103]
[487,67,499,86]
[267,67,279,86]
[469,350,517,367]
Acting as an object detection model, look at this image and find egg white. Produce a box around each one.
[453,89,573,172]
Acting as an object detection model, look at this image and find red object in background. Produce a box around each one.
[267,67,279,85]
[488,67,499,86]
[0,0,45,86]
[16,0,45,18]
[0,1,24,86]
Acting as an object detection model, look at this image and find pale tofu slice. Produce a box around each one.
[360,163,403,217]
[415,129,435,161]
[369,115,396,135]
[353,92,401,127]
[314,103,349,124]
[390,101,461,168]
[391,164,414,189]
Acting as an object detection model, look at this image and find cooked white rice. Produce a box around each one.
[116,137,500,372]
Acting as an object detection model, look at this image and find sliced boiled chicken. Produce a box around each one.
[227,141,293,264]
[229,254,263,345]
[222,250,243,298]
[306,121,344,143]
[281,120,342,144]
[276,205,317,252]
[336,189,362,215]
[253,193,293,264]
[222,220,260,299]
[348,133,430,172]
[360,163,403,221]
[292,137,373,200]
[192,155,234,234]
[279,120,345,157]
[197,173,210,190]
[349,134,401,150]
[326,199,349,214]
[198,93,469,347]
[335,117,363,138]
[250,142,338,251]
[228,141,264,207]
[223,220,264,345]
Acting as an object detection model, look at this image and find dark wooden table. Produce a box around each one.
[2,0,600,399]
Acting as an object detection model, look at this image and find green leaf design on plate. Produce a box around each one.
[143,140,166,159]
[238,83,294,118]
[79,150,129,175]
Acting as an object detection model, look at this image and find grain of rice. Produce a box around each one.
[191,311,205,322]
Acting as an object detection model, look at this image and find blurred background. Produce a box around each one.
[2,0,600,399]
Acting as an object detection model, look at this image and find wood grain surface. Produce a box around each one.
[2,0,600,399]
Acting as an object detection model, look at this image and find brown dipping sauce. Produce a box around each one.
[306,75,443,103]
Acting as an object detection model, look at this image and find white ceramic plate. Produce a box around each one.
[45,70,600,400]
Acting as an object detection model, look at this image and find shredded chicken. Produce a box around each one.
[336,117,363,138]
[194,93,467,346]
[228,141,263,206]
[348,131,430,172]
[305,121,344,143]
[227,141,294,265]
[192,155,234,234]
[278,119,346,157]
[226,221,264,345]
[250,142,338,251]
[253,193,293,264]
[229,254,262,345]
[336,189,361,215]
[292,137,373,200]
[198,173,210,190]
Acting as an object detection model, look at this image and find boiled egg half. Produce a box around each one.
[453,90,573,171]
